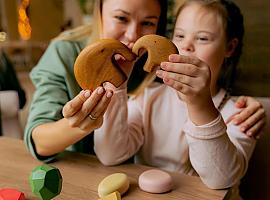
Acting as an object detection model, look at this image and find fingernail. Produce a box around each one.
[97,87,104,94]
[233,120,239,125]
[240,126,246,132]
[160,62,166,69]
[247,131,252,136]
[106,91,113,98]
[156,70,162,77]
[84,90,91,98]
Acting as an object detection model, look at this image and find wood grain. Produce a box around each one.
[0,137,228,200]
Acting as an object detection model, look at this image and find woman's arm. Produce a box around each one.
[32,88,112,156]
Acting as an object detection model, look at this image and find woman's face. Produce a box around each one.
[173,3,232,94]
[101,0,161,49]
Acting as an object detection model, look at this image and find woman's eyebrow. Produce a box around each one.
[114,9,159,19]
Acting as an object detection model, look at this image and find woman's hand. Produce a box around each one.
[62,87,113,133]
[230,96,266,139]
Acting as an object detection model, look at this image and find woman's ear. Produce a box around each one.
[225,38,239,58]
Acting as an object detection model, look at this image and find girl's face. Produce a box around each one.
[173,3,233,94]
[101,0,161,49]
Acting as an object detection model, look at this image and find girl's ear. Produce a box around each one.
[225,38,239,58]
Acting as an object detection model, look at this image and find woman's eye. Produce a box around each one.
[141,21,155,26]
[115,16,128,22]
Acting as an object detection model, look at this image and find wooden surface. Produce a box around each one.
[0,137,228,200]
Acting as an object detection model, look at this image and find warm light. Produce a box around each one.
[0,32,7,42]
[18,0,31,40]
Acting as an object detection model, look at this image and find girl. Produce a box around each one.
[94,0,258,198]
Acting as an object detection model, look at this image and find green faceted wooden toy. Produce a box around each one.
[29,165,62,200]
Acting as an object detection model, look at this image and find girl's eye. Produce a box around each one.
[175,34,184,39]
[197,37,209,41]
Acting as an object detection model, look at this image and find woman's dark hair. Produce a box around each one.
[175,0,244,91]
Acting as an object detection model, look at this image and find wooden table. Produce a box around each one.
[0,137,229,200]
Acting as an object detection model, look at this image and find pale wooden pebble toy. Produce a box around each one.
[98,173,129,198]
[98,191,121,200]
[138,169,173,193]
[132,34,178,72]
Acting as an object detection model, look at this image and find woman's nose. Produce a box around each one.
[125,23,140,44]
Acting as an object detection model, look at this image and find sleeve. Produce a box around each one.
[184,108,256,189]
[23,40,80,162]
[94,89,144,166]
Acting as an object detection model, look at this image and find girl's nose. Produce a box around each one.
[180,39,194,53]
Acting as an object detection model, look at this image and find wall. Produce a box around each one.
[233,0,270,97]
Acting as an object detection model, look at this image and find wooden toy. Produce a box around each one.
[74,35,178,91]
[74,39,135,91]
[138,169,173,193]
[132,34,178,73]
[98,173,129,198]
[0,188,25,200]
[98,191,121,200]
[29,165,62,200]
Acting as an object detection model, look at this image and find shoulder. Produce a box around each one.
[46,39,86,57]
[220,97,241,122]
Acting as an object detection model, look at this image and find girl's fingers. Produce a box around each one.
[169,54,201,66]
[160,62,199,77]
[239,108,266,133]
[162,77,190,95]
[62,90,91,118]
[156,69,193,86]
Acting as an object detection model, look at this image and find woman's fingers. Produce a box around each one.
[235,96,247,108]
[245,117,266,139]
[67,87,105,127]
[62,90,91,118]
[79,90,113,130]
[233,102,261,125]
[239,108,266,133]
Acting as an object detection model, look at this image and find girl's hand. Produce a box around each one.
[156,54,212,108]
[62,87,113,133]
[230,96,266,139]
[156,54,218,125]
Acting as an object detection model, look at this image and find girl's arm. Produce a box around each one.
[94,88,144,166]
